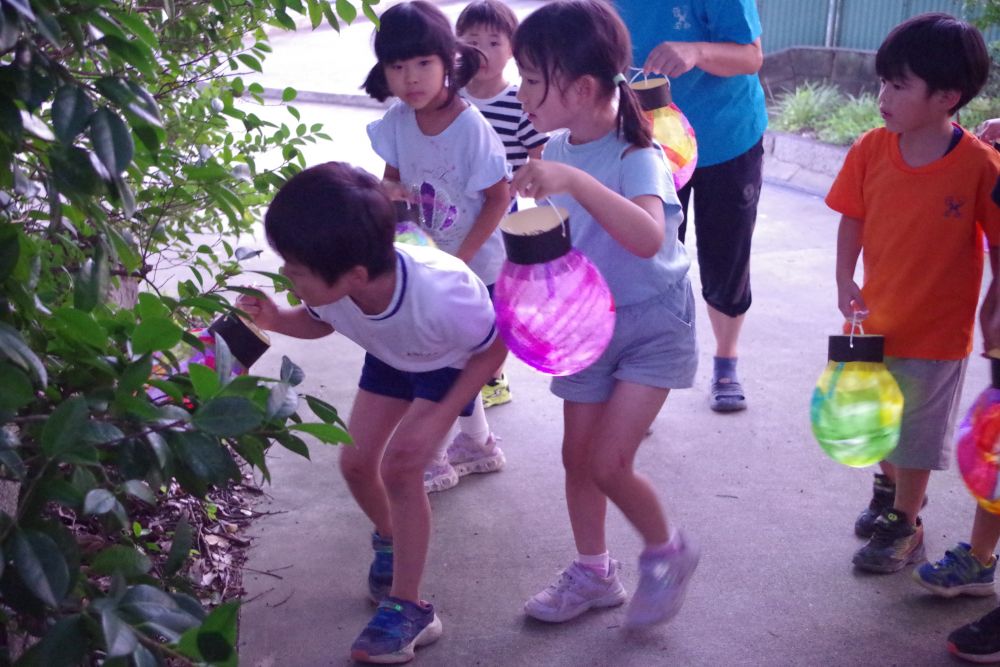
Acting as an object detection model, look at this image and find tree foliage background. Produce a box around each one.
[0,0,372,663]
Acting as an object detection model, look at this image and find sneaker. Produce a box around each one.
[423,450,458,494]
[524,559,627,623]
[914,542,996,598]
[948,606,1000,664]
[350,596,442,664]
[855,473,895,538]
[624,530,701,629]
[481,374,512,408]
[852,509,926,574]
[447,432,505,477]
[368,531,393,603]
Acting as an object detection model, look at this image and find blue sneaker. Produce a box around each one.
[853,510,925,574]
[624,529,701,629]
[368,531,393,603]
[914,542,996,598]
[350,597,442,664]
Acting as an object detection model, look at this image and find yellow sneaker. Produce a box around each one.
[481,374,512,408]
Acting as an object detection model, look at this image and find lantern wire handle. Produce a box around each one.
[628,65,670,90]
[848,310,865,348]
[543,196,568,238]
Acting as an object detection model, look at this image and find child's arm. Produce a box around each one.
[835,214,868,320]
[456,179,510,264]
[981,245,1000,352]
[237,293,334,339]
[526,144,545,161]
[511,160,664,258]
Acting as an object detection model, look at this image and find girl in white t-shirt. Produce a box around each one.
[511,0,699,630]
[364,4,510,494]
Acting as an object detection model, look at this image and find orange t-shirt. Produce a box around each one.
[825,126,1000,360]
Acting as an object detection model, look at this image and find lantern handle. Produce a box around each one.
[543,196,568,238]
[628,66,670,90]
[848,310,865,348]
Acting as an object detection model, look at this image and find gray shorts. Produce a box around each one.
[550,279,698,403]
[884,356,968,470]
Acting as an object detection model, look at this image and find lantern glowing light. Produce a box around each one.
[957,359,1000,513]
[630,77,698,190]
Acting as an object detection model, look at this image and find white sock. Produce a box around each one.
[576,551,610,577]
[458,395,489,444]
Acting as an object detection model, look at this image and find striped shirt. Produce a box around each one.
[462,84,548,172]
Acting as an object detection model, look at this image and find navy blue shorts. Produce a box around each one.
[358,354,476,417]
[677,139,763,318]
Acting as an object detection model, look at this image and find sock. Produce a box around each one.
[642,528,679,559]
[713,356,738,383]
[576,551,610,577]
[458,395,490,444]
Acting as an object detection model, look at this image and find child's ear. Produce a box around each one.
[936,88,962,114]
[346,265,370,285]
[572,75,600,103]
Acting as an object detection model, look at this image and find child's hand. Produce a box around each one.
[977,119,1000,146]
[237,290,280,331]
[511,159,577,200]
[381,179,412,202]
[837,280,869,322]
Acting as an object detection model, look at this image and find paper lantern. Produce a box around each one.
[631,78,698,190]
[957,358,1000,513]
[394,201,436,248]
[810,334,903,467]
[494,206,615,376]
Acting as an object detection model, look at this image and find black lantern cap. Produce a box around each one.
[828,334,884,363]
[630,78,672,111]
[394,200,419,224]
[209,315,271,369]
[992,357,1000,389]
[500,206,572,266]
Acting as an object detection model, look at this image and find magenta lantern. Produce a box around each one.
[494,206,615,376]
[957,358,1000,514]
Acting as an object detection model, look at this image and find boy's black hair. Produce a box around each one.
[513,0,651,148]
[876,12,989,115]
[456,0,519,40]
[363,1,482,105]
[264,162,396,285]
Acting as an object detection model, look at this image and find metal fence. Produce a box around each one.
[758,0,1000,53]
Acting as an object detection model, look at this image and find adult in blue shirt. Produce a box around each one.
[616,0,767,413]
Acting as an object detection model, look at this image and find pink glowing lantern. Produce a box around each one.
[631,77,697,190]
[957,358,1000,514]
[494,206,615,376]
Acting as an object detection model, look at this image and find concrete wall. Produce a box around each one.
[760,46,877,99]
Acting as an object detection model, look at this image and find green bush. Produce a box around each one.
[816,93,882,145]
[770,81,842,133]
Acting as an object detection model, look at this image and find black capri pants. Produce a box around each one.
[677,138,763,318]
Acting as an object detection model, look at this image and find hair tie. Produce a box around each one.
[612,73,627,85]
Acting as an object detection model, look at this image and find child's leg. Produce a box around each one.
[561,400,610,556]
[971,504,1000,564]
[893,467,931,526]
[339,389,411,536]
[381,398,452,603]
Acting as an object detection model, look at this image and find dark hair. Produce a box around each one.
[457,0,519,40]
[512,0,650,148]
[264,162,396,285]
[876,12,989,115]
[363,1,482,105]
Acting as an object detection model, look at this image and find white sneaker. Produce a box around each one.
[423,450,458,494]
[447,432,505,477]
[624,529,700,629]
[524,560,627,623]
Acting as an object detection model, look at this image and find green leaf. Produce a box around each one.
[18,614,87,667]
[118,584,202,641]
[0,448,25,479]
[0,223,19,282]
[132,317,183,355]
[137,292,171,320]
[335,0,358,23]
[80,421,125,445]
[363,0,380,26]
[89,107,134,176]
[168,431,240,495]
[50,307,107,349]
[281,86,297,102]
[236,53,263,72]
[83,488,117,516]
[90,545,152,577]
[290,422,352,445]
[49,145,101,196]
[73,242,109,312]
[274,432,310,459]
[177,601,239,666]
[108,9,159,51]
[0,321,46,386]
[193,396,263,436]
[41,397,88,457]
[100,35,155,78]
[266,382,298,419]
[51,85,94,143]
[6,0,35,22]
[100,606,139,657]
[0,361,33,412]
[280,355,304,386]
[164,516,193,576]
[10,528,70,608]
[249,269,294,291]
[188,362,220,399]
[304,395,344,425]
[124,479,156,504]
[119,354,152,395]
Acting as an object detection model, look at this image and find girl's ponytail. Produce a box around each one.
[454,42,484,93]
[616,79,652,149]
[363,64,391,102]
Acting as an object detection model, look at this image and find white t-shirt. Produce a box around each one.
[462,84,548,172]
[306,244,497,372]
[367,101,511,285]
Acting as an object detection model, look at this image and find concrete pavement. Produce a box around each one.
[234,4,997,665]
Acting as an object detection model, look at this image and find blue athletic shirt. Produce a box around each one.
[616,0,768,167]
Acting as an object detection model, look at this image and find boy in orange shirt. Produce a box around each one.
[826,12,1000,574]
